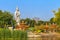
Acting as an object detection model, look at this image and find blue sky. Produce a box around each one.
[0,0,60,21]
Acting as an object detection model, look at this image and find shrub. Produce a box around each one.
[0,28,27,40]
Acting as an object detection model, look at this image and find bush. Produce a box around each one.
[0,28,27,40]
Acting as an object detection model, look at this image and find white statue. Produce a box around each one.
[14,7,20,25]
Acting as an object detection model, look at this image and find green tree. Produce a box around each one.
[50,17,54,23]
[36,20,44,25]
[0,10,16,28]
[25,18,31,25]
[52,8,60,25]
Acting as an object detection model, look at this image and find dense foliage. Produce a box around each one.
[50,8,60,26]
[0,28,27,40]
[0,10,16,28]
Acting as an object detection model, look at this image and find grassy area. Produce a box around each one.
[0,28,27,40]
[0,28,60,40]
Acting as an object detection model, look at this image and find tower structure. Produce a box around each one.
[14,7,20,25]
